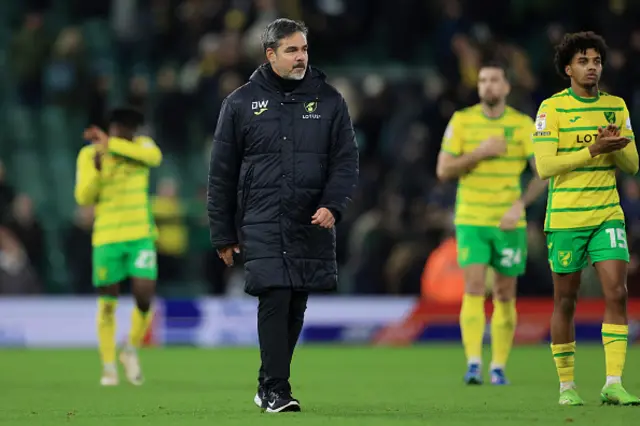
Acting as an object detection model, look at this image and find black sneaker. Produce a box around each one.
[254,384,267,409]
[265,390,301,413]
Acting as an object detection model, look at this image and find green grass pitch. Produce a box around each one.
[1,345,639,425]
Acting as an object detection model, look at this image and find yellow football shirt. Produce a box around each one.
[441,104,535,228]
[74,136,163,246]
[532,88,637,231]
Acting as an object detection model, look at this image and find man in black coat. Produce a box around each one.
[207,18,359,413]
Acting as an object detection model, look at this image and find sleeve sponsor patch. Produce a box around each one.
[444,122,453,139]
[626,117,632,130]
[533,131,551,137]
[535,113,547,131]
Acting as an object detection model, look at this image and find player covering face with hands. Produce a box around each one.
[75,108,162,387]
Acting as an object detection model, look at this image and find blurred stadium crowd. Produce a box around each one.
[1,0,640,297]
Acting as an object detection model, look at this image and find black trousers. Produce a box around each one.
[257,288,309,393]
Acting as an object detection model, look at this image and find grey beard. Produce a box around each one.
[285,68,306,80]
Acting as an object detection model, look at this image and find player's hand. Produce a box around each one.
[217,244,240,267]
[590,127,630,156]
[84,125,109,150]
[311,207,335,228]
[602,124,620,137]
[94,151,102,171]
[475,137,507,159]
[499,199,524,231]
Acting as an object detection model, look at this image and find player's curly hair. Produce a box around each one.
[554,31,608,79]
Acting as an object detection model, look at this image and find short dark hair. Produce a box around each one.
[107,107,145,130]
[479,60,509,81]
[260,18,308,52]
[554,31,608,79]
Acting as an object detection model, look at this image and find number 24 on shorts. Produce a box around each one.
[500,248,522,267]
[606,228,628,249]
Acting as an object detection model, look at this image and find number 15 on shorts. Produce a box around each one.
[606,228,628,249]
[593,225,629,264]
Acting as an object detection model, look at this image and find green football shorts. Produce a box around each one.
[546,220,629,274]
[455,225,528,277]
[92,238,158,287]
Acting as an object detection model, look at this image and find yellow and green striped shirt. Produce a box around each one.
[74,136,163,246]
[441,104,535,228]
[532,88,637,231]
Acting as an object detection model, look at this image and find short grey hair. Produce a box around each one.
[261,18,308,52]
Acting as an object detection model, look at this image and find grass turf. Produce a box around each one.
[0,345,638,425]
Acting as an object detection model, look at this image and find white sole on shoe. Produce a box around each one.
[266,400,301,413]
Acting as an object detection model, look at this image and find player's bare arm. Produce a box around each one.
[499,157,548,231]
[436,137,507,181]
[521,158,549,208]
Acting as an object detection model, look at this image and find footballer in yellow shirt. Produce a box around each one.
[436,62,547,386]
[532,32,639,406]
[75,108,162,388]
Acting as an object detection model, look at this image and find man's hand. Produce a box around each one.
[589,126,630,156]
[474,136,507,159]
[311,207,335,228]
[84,125,109,150]
[94,151,103,171]
[602,123,620,137]
[499,199,525,231]
[85,126,108,171]
[217,244,240,266]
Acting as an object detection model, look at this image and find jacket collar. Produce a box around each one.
[249,63,326,100]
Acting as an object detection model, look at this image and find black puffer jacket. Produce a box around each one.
[207,64,359,296]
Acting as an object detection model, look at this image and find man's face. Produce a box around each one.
[567,48,602,89]
[477,67,509,107]
[267,31,308,80]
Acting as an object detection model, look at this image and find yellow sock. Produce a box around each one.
[551,341,576,385]
[490,299,517,369]
[97,296,118,365]
[602,323,628,380]
[128,305,154,348]
[460,294,486,364]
